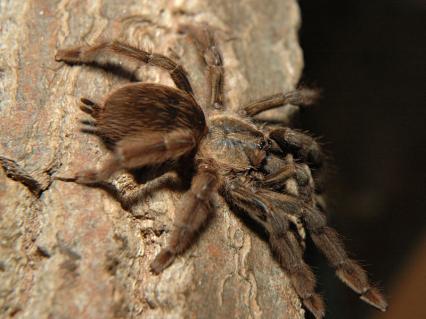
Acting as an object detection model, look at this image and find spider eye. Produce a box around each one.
[258,139,269,150]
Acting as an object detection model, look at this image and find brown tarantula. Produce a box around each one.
[54,25,387,318]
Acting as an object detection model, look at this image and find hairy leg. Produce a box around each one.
[269,128,325,170]
[55,41,193,95]
[269,127,327,195]
[270,232,325,319]
[304,208,388,311]
[179,24,225,110]
[55,129,197,184]
[151,161,218,273]
[223,180,325,318]
[263,154,310,189]
[241,87,319,117]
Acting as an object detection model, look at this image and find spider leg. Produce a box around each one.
[56,129,197,184]
[269,128,327,194]
[269,128,325,170]
[55,41,193,95]
[270,232,325,319]
[263,163,296,186]
[241,87,319,117]
[263,155,310,190]
[179,24,225,110]
[223,181,325,318]
[304,208,388,311]
[151,161,218,274]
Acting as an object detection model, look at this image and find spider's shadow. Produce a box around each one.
[83,163,189,212]
[224,199,269,244]
[70,61,140,82]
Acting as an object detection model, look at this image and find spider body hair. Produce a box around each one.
[54,24,387,318]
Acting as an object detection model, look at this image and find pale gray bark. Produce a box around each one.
[0,1,305,318]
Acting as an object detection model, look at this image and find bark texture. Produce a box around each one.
[0,1,305,318]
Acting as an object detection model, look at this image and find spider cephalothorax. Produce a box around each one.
[55,24,387,318]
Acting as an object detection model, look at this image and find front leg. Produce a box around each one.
[262,154,311,192]
[269,128,325,170]
[151,160,218,273]
[241,87,319,116]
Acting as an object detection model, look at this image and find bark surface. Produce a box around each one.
[0,1,305,318]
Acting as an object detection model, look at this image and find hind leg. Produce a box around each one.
[56,128,197,184]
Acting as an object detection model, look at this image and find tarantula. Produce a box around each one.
[54,25,387,318]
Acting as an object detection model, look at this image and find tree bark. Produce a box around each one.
[0,1,305,318]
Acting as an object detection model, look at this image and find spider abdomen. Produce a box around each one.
[95,83,206,148]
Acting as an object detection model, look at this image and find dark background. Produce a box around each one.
[298,1,425,318]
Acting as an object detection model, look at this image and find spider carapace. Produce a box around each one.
[55,24,387,318]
